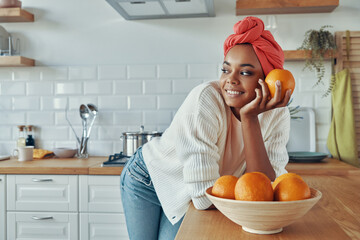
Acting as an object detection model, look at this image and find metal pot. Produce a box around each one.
[121,126,162,156]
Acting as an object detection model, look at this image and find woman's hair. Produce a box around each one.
[223,16,284,76]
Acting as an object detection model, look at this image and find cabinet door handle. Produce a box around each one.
[32,178,53,182]
[32,216,54,220]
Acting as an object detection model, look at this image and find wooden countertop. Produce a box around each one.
[0,157,124,175]
[286,158,360,176]
[176,174,360,239]
[0,157,358,176]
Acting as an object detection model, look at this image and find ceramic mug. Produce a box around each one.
[13,146,34,161]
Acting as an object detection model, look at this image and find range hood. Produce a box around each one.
[106,0,215,20]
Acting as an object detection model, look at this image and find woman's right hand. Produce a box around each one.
[239,79,292,120]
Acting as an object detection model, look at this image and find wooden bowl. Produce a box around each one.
[205,187,322,234]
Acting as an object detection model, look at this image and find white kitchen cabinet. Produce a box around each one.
[6,174,79,240]
[7,175,78,212]
[0,175,5,240]
[79,175,123,213]
[7,212,78,240]
[80,213,128,240]
[79,175,129,240]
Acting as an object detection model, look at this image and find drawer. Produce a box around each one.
[7,175,78,212]
[80,213,129,240]
[0,175,5,240]
[79,175,123,213]
[7,212,78,240]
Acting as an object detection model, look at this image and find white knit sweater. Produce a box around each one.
[142,81,290,225]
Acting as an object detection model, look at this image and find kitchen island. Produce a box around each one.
[176,159,360,240]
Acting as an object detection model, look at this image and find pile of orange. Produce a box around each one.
[212,172,311,202]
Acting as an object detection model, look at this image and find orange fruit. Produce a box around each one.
[234,172,273,201]
[272,172,303,190]
[274,176,311,201]
[265,69,295,99]
[212,175,238,199]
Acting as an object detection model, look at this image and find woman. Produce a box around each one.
[120,16,292,240]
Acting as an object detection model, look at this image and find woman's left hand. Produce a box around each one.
[240,79,291,119]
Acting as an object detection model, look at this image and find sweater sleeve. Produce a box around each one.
[175,86,226,210]
[263,107,291,177]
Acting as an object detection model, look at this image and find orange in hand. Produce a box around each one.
[212,175,238,199]
[274,176,311,201]
[234,172,273,201]
[265,69,295,99]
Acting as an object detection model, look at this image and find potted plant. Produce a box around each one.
[298,25,337,97]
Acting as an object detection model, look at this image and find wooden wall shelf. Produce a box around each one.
[236,0,339,15]
[0,56,35,67]
[0,8,34,22]
[284,50,335,61]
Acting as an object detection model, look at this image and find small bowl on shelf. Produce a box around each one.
[205,187,322,234]
[53,148,77,158]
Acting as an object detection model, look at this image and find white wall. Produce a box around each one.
[0,0,359,156]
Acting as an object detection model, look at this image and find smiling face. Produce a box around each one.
[220,44,265,115]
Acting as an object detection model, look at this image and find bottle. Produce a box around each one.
[17,125,26,147]
[25,125,35,147]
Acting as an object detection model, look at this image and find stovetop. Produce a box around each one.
[102,152,130,167]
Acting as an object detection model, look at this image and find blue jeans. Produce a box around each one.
[120,147,183,240]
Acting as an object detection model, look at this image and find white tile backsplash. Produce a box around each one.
[27,82,53,96]
[158,64,187,79]
[40,126,69,140]
[144,80,172,94]
[27,112,55,125]
[315,108,331,124]
[98,126,127,140]
[99,96,127,110]
[144,111,172,125]
[55,82,82,95]
[0,64,332,155]
[0,97,12,110]
[114,111,142,126]
[316,124,330,141]
[69,66,97,80]
[40,67,68,81]
[0,69,13,81]
[115,80,143,95]
[188,64,219,79]
[173,79,203,93]
[128,96,157,110]
[0,126,11,140]
[158,95,187,109]
[84,81,112,95]
[0,82,25,95]
[128,65,157,79]
[13,97,40,110]
[41,97,68,110]
[98,65,127,80]
[0,112,25,125]
[13,68,41,81]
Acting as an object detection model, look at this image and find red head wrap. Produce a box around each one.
[223,16,284,76]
